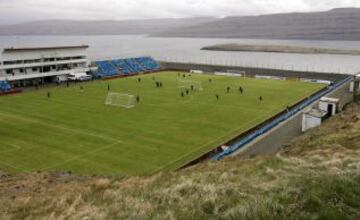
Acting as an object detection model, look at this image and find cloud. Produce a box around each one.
[0,0,360,24]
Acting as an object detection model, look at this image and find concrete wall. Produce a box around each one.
[161,62,349,83]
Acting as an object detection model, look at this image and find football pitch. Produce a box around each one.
[0,71,324,175]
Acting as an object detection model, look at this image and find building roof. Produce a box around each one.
[3,45,89,53]
[305,108,328,118]
[320,97,339,103]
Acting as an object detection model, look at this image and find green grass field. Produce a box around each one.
[0,71,324,175]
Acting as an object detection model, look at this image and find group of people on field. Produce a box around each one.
[46,74,264,104]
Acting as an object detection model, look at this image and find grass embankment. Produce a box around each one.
[202,43,360,55]
[1,103,360,219]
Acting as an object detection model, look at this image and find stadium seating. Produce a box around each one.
[95,61,118,77]
[111,59,133,75]
[135,57,160,71]
[0,81,11,92]
[124,58,145,73]
[96,56,161,78]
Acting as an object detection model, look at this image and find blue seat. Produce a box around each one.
[0,81,11,92]
[95,61,118,77]
[96,57,160,77]
[124,58,145,74]
[111,59,133,75]
[135,57,160,71]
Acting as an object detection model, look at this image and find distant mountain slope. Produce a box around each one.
[0,17,218,35]
[152,8,360,40]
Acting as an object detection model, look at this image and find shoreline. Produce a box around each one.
[201,43,360,55]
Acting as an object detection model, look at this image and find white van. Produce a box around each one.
[68,73,92,81]
[55,75,68,83]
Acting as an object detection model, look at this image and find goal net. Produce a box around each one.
[105,92,136,108]
[177,79,203,91]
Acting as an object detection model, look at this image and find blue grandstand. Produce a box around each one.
[0,81,11,92]
[96,56,161,78]
[96,61,118,77]
[111,59,133,75]
[136,57,160,71]
[125,59,145,73]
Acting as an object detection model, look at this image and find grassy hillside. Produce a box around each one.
[1,103,360,219]
[0,71,322,175]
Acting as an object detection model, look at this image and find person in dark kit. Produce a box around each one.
[80,86,84,92]
[216,94,219,100]
[136,95,140,103]
[138,78,141,83]
[186,89,189,95]
[181,92,185,98]
[191,85,194,91]
[209,78,212,83]
[189,74,192,77]
[227,86,231,93]
[239,86,243,94]
[66,81,70,87]
[160,82,163,87]
[107,84,110,91]
[183,74,186,78]
[259,96,263,102]
[47,92,51,99]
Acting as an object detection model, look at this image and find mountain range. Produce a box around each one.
[1,8,360,40]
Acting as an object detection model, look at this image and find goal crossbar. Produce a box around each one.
[105,92,136,109]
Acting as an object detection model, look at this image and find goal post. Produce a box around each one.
[105,92,136,108]
[177,79,203,91]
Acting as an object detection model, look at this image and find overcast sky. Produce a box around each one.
[1,0,360,25]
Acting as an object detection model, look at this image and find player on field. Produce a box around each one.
[227,86,231,93]
[181,92,185,98]
[209,78,212,83]
[47,91,51,99]
[239,86,243,94]
[138,78,141,83]
[216,94,219,100]
[186,89,189,95]
[136,95,140,103]
[259,96,263,102]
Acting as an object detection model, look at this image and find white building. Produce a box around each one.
[0,45,95,86]
[302,108,328,132]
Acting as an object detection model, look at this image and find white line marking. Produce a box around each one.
[0,143,21,154]
[40,140,122,172]
[150,114,266,173]
[0,161,30,173]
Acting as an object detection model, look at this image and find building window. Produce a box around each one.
[6,69,13,74]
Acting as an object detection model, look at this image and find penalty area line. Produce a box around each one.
[39,140,122,172]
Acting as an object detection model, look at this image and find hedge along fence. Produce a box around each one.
[212,76,353,161]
